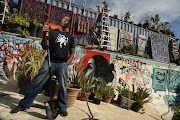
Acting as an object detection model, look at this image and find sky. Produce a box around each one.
[68,0,180,42]
[13,0,180,42]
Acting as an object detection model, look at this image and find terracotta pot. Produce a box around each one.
[104,96,113,103]
[77,91,91,101]
[56,83,81,108]
[66,83,81,107]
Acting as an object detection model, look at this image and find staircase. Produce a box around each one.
[0,0,9,24]
[99,7,110,50]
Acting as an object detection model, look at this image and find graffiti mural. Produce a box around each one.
[163,95,180,106]
[124,58,142,76]
[152,68,168,92]
[137,35,147,55]
[168,70,180,93]
[152,68,180,93]
[151,34,169,63]
[118,30,132,50]
[0,33,42,78]
[74,49,115,83]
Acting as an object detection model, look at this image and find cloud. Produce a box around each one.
[106,0,180,23]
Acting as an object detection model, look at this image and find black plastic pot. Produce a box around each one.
[93,98,101,105]
[116,94,122,106]
[131,102,143,112]
[29,26,38,37]
[10,24,23,34]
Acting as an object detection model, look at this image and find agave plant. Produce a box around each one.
[11,46,47,81]
[134,87,150,105]
[70,71,102,93]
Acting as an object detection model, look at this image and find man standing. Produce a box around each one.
[10,16,75,117]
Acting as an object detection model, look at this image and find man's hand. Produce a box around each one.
[43,25,49,32]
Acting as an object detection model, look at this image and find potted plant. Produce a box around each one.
[77,73,97,101]
[117,87,135,110]
[56,71,82,108]
[89,78,106,105]
[11,46,47,95]
[103,86,115,103]
[122,45,128,54]
[116,86,123,105]
[29,19,43,37]
[170,104,180,120]
[4,8,30,38]
[131,87,150,112]
[128,44,136,55]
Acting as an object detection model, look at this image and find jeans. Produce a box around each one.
[18,60,68,112]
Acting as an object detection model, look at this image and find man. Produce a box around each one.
[10,16,75,117]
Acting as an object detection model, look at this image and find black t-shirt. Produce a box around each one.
[45,29,75,62]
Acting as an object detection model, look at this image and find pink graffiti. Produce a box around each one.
[125,58,142,75]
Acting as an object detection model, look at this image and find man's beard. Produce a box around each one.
[61,23,68,28]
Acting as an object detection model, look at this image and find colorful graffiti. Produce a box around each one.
[152,68,168,92]
[151,34,169,63]
[163,95,180,106]
[0,33,42,78]
[152,68,180,93]
[118,30,132,50]
[137,35,147,55]
[168,70,180,93]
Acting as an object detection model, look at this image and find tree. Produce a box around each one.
[151,14,160,26]
[139,11,154,24]
[159,21,171,31]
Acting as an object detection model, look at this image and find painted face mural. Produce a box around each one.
[75,49,115,83]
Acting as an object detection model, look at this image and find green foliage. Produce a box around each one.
[122,44,136,54]
[116,86,134,100]
[70,72,100,93]
[159,21,171,31]
[23,28,30,38]
[151,14,160,25]
[116,86,123,94]
[4,8,30,28]
[93,78,107,99]
[174,106,180,117]
[11,46,47,81]
[104,86,115,97]
[134,87,150,105]
[121,89,134,100]
[122,45,128,53]
[128,44,136,54]
[142,54,149,58]
[170,104,180,120]
[29,19,43,27]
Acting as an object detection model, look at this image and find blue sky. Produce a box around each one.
[13,0,180,42]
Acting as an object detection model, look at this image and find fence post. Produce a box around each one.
[46,4,51,22]
[70,12,74,35]
[19,0,24,16]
